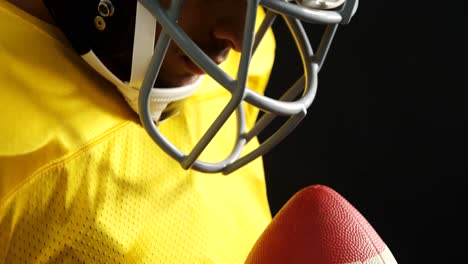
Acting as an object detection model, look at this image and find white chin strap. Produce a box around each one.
[82,1,201,124]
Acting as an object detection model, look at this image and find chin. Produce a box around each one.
[155,73,201,88]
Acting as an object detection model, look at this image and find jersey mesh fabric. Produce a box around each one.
[0,1,276,263]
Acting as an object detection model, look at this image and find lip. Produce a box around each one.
[183,53,229,75]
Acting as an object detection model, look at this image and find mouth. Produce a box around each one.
[182,49,230,75]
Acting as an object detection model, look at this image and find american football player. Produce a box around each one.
[0,1,394,263]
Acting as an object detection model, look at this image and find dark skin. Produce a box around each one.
[7,0,246,87]
[157,0,246,86]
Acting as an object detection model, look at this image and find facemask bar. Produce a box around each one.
[138,0,358,174]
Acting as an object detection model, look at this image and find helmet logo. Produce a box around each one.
[95,0,115,31]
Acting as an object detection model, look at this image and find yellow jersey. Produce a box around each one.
[0,1,276,263]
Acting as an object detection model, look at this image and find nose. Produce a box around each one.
[213,25,243,53]
[212,3,246,52]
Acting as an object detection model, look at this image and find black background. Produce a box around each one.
[262,1,466,263]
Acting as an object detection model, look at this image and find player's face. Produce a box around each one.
[155,0,246,87]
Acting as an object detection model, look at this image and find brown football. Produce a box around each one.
[245,185,398,264]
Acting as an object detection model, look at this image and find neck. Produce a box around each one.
[6,0,55,25]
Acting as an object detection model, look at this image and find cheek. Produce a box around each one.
[178,1,206,30]
[160,0,171,9]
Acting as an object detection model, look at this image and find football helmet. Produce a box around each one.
[43,0,358,174]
